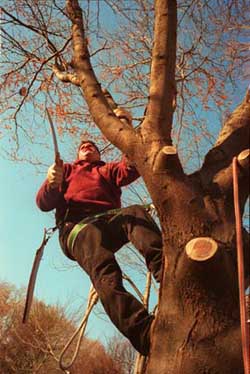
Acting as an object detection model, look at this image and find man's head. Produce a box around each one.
[77,140,101,163]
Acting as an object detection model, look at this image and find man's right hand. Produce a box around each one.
[47,162,64,188]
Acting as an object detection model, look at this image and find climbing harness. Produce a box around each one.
[23,226,57,323]
[67,203,154,252]
[232,156,249,374]
[67,207,122,252]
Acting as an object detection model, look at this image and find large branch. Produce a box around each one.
[66,0,135,154]
[198,88,250,187]
[142,0,177,144]
[212,149,249,206]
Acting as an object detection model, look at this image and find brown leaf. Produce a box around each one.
[19,87,27,96]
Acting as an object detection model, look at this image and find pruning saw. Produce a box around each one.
[23,109,61,323]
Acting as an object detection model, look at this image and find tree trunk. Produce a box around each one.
[65,1,250,372]
[146,211,243,373]
[143,101,250,373]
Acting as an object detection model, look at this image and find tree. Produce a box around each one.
[1,1,249,373]
[107,334,136,374]
[0,282,122,373]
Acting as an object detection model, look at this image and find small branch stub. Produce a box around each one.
[162,145,177,155]
[237,149,250,171]
[185,237,218,261]
[238,149,250,161]
[153,145,179,172]
[52,64,80,86]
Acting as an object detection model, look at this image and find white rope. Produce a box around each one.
[59,285,99,371]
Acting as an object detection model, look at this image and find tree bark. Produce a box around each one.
[144,92,249,374]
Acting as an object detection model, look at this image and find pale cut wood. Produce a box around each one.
[185,237,218,261]
[237,149,250,172]
[162,145,177,155]
[237,149,250,161]
[153,146,177,172]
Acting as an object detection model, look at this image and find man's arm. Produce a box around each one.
[108,156,140,187]
[36,162,64,211]
[110,107,140,186]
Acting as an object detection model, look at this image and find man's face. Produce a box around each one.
[78,142,100,162]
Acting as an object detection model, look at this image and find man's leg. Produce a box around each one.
[108,205,163,283]
[68,219,153,355]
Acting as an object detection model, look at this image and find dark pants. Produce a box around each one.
[59,205,163,355]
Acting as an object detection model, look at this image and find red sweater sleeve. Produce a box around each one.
[108,156,140,187]
[36,180,64,211]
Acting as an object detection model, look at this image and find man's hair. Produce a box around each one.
[77,139,100,155]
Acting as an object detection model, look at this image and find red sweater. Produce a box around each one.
[36,158,139,223]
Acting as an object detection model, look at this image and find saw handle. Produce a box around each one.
[55,152,63,166]
[55,152,63,192]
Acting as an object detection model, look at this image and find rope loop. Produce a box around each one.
[59,286,99,371]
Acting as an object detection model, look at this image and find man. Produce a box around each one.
[36,108,162,355]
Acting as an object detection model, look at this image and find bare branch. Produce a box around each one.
[13,40,72,122]
[143,0,177,143]
[122,273,144,302]
[197,87,250,187]
[212,149,249,196]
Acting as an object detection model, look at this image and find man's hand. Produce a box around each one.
[47,162,63,189]
[114,107,132,126]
